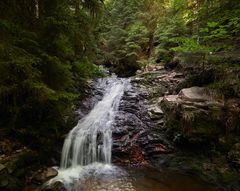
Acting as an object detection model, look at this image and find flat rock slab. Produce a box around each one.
[164,95,178,102]
[178,86,210,102]
[148,105,164,115]
[162,87,223,109]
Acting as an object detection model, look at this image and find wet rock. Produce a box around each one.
[156,119,164,126]
[163,95,178,102]
[45,168,58,179]
[33,168,58,184]
[112,83,172,165]
[148,105,164,120]
[148,105,164,115]
[130,145,145,165]
[148,113,162,120]
[112,127,129,137]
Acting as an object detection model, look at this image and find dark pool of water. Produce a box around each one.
[127,167,222,191]
[48,164,223,191]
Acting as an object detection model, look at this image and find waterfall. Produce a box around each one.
[60,76,128,169]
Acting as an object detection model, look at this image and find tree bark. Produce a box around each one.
[35,0,39,18]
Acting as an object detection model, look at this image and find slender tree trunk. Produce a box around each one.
[35,0,39,18]
[147,33,154,58]
[202,54,206,71]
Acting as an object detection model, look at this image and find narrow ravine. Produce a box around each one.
[42,74,223,191]
[1,1,240,191]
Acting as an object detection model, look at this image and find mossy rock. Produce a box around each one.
[161,97,224,146]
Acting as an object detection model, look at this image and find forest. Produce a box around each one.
[0,0,240,191]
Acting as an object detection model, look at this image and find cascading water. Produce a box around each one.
[46,76,136,191]
[44,75,222,191]
[61,76,128,168]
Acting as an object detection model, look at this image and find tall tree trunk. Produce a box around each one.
[147,33,154,58]
[35,0,39,18]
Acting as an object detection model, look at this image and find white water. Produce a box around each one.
[61,76,128,168]
[45,76,134,190]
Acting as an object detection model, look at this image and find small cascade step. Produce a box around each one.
[60,77,129,168]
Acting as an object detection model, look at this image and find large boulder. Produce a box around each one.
[160,87,224,146]
[178,87,207,102]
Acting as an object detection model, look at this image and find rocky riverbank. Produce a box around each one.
[111,79,173,165]
[133,65,240,191]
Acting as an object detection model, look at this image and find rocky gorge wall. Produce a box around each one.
[133,65,240,191]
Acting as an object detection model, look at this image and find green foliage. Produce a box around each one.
[154,0,188,49]
[199,5,240,41]
[153,0,240,64]
[0,0,103,146]
[200,15,240,41]
[171,37,211,54]
[155,48,173,63]
[98,0,162,75]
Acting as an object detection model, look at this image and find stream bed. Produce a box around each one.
[43,75,223,191]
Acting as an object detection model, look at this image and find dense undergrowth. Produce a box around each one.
[0,0,104,154]
[98,0,240,90]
